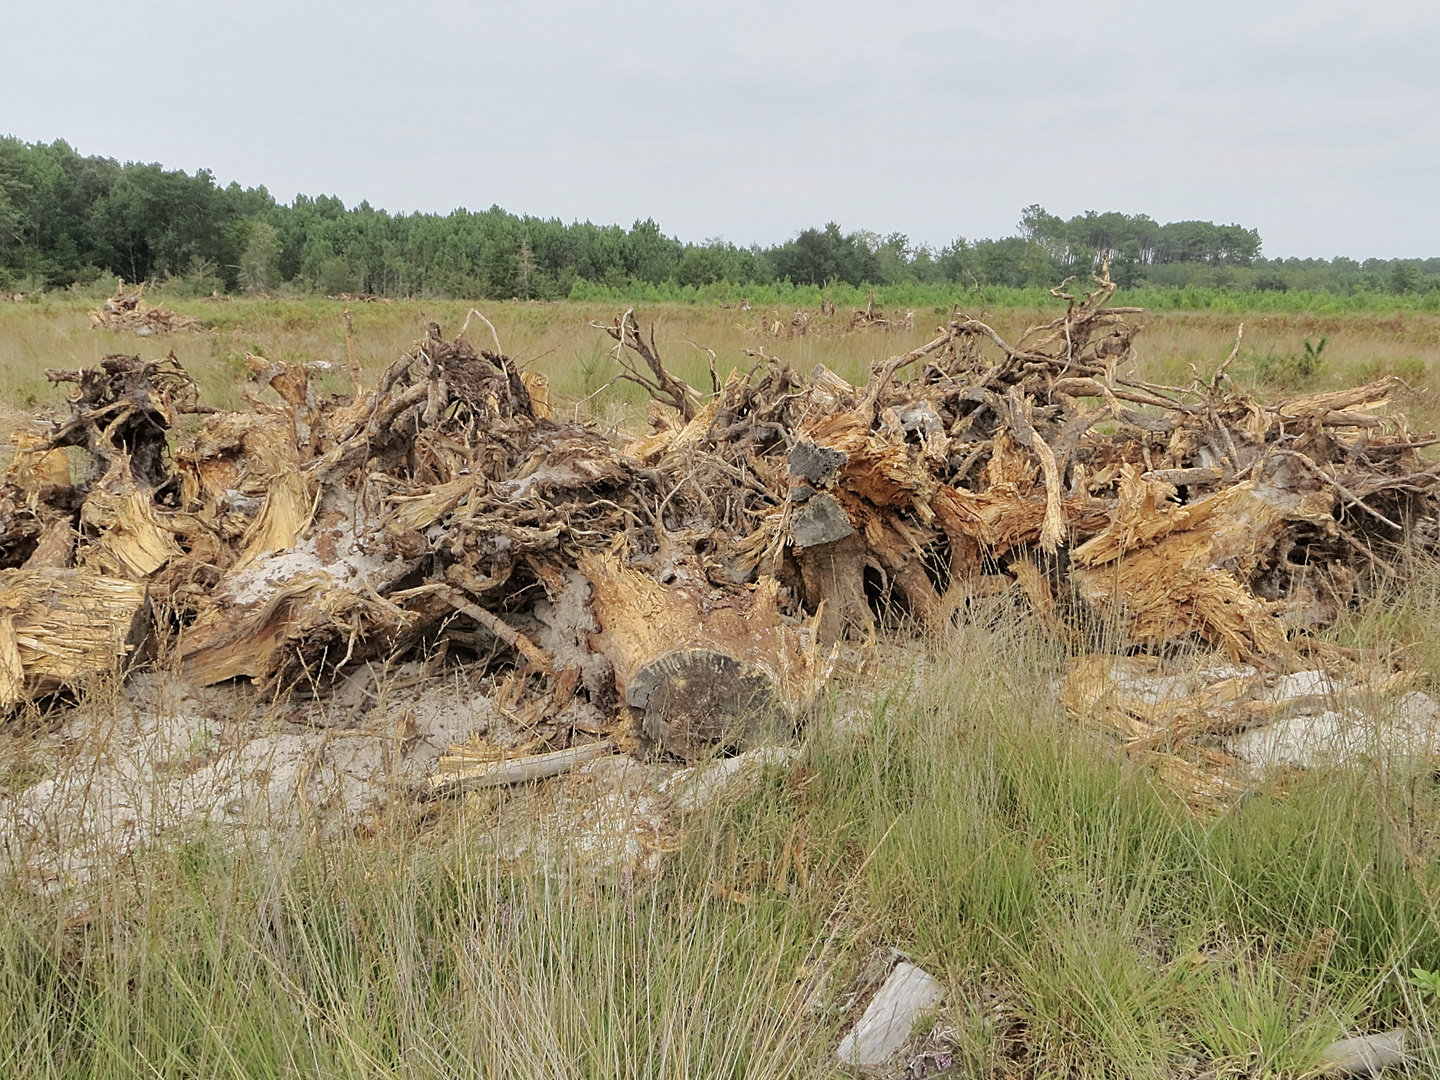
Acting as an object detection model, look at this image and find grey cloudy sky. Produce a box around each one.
[4,0,1438,257]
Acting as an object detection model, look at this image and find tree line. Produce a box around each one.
[2,136,1437,299]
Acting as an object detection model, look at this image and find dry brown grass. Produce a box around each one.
[6,296,1440,435]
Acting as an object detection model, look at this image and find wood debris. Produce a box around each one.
[0,568,148,708]
[89,280,199,335]
[430,740,616,797]
[4,268,1440,784]
[848,289,915,333]
[750,293,915,339]
[1060,651,1431,811]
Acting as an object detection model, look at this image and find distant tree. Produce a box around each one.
[1391,262,1421,294]
[478,236,519,298]
[516,237,537,298]
[317,257,359,296]
[767,223,880,286]
[625,218,682,284]
[239,221,280,291]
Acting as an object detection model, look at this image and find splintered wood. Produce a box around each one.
[0,569,147,708]
[4,272,1440,783]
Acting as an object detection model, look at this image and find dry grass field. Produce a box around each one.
[4,293,1440,1079]
[5,292,1440,427]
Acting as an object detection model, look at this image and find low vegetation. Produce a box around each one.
[6,610,1440,1078]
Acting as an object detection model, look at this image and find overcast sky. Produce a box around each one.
[4,0,1437,258]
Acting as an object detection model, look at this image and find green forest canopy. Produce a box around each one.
[2,136,1437,299]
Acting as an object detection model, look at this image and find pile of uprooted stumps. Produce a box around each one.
[89,281,200,335]
[3,277,1439,796]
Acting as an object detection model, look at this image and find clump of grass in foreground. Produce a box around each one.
[5,604,1440,1077]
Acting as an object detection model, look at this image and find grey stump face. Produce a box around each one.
[629,648,785,761]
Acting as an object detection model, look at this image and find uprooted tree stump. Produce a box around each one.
[89,281,200,335]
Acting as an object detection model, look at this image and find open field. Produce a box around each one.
[5,291,1440,421]
[4,295,1440,1078]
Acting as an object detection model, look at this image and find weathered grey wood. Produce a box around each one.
[1319,1028,1407,1076]
[429,741,614,797]
[665,746,799,813]
[1141,466,1225,486]
[629,648,785,761]
[835,961,942,1069]
[790,493,854,548]
[788,440,847,487]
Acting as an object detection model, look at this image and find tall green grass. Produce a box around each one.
[4,606,1440,1077]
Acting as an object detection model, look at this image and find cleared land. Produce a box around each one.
[3,293,1440,1079]
[5,291,1440,418]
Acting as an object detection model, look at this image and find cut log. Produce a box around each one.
[628,648,780,756]
[0,568,149,708]
[580,552,829,761]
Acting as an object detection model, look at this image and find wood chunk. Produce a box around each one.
[518,371,552,419]
[79,462,184,579]
[797,532,874,645]
[665,745,799,812]
[0,568,148,708]
[430,741,614,797]
[788,440,847,487]
[835,962,943,1069]
[179,573,334,685]
[22,519,75,570]
[790,493,854,548]
[1071,465,1336,657]
[234,470,314,569]
[1142,466,1225,486]
[1319,1028,1407,1076]
[5,432,71,495]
